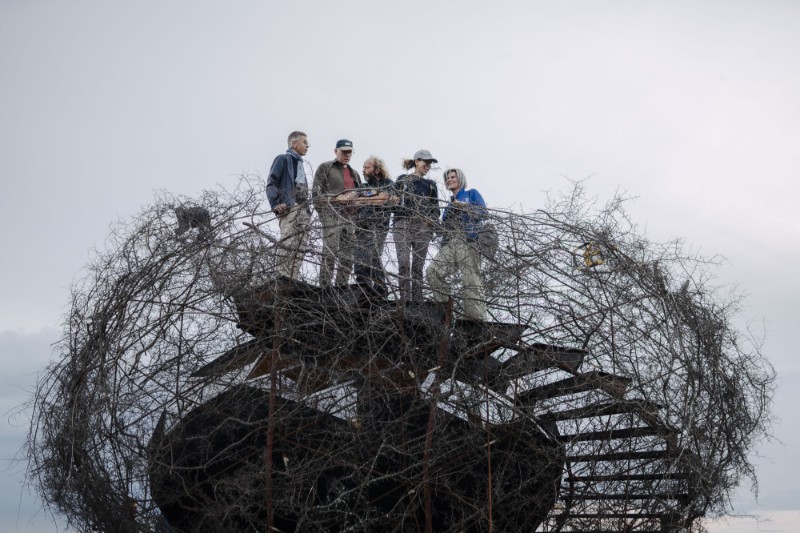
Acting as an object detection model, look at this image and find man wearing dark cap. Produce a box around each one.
[313,139,363,287]
[266,131,311,279]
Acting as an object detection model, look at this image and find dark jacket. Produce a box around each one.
[312,160,363,197]
[393,174,439,222]
[266,149,308,210]
[357,177,394,228]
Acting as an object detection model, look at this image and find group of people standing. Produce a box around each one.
[265,131,488,320]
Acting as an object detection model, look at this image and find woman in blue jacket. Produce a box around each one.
[426,167,487,320]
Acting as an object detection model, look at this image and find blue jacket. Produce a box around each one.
[266,149,308,210]
[442,188,486,241]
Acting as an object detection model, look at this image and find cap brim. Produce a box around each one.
[338,147,353,151]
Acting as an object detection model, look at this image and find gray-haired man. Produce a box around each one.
[266,131,311,279]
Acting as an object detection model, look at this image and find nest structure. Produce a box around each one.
[27,177,774,532]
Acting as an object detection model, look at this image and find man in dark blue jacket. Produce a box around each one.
[266,131,311,279]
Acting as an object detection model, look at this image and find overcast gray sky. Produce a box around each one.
[2,1,799,531]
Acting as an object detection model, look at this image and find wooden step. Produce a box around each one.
[566,472,689,482]
[560,492,690,501]
[540,399,663,421]
[555,512,667,519]
[559,426,676,442]
[191,339,266,378]
[450,319,526,359]
[516,371,632,405]
[520,342,587,372]
[567,449,673,462]
[564,529,665,533]
[476,342,587,389]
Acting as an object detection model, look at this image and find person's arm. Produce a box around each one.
[467,189,487,218]
[266,156,288,213]
[382,179,398,205]
[462,189,487,237]
[426,180,441,223]
[312,163,330,210]
[391,175,406,210]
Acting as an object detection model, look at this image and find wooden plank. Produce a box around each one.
[191,339,266,378]
[475,342,587,389]
[520,342,587,372]
[555,513,667,519]
[245,352,300,380]
[280,365,333,393]
[559,492,689,501]
[556,530,662,533]
[515,371,632,405]
[566,472,689,482]
[450,320,526,359]
[567,449,673,462]
[559,426,675,442]
[540,399,663,421]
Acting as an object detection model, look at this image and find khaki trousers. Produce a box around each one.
[317,208,355,286]
[277,205,310,279]
[426,235,486,320]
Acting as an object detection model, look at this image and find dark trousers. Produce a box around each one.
[354,223,389,294]
[393,217,433,302]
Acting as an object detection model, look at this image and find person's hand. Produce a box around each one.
[333,191,360,204]
[389,196,400,205]
[274,203,289,216]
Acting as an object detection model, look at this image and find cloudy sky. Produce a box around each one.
[2,1,799,531]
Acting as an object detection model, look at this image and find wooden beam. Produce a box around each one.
[516,371,632,405]
[540,399,662,421]
[191,339,266,378]
[559,426,676,442]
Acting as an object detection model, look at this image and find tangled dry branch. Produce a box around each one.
[27,176,774,532]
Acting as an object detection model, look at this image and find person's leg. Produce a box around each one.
[277,206,309,279]
[335,218,355,286]
[410,219,433,302]
[393,219,411,301]
[289,207,310,279]
[426,239,458,303]
[460,239,487,320]
[372,226,389,293]
[353,226,373,287]
[318,210,338,286]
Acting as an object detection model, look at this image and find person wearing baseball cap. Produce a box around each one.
[393,149,440,302]
[312,139,363,287]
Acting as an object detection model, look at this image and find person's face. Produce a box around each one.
[414,159,431,175]
[292,136,309,156]
[335,148,353,165]
[363,160,375,178]
[445,170,460,192]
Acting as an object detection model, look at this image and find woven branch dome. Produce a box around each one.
[27,177,774,533]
